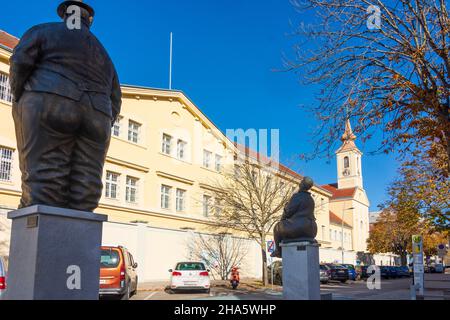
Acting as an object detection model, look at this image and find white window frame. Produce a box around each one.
[0,146,13,182]
[203,150,212,169]
[162,134,172,155]
[177,139,187,160]
[126,176,139,203]
[128,120,141,144]
[203,195,211,217]
[176,189,186,212]
[161,185,172,210]
[112,116,123,138]
[0,73,12,103]
[105,171,120,199]
[215,154,222,172]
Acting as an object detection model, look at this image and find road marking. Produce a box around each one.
[144,292,157,300]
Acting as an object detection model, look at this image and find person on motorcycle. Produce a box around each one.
[230,267,240,289]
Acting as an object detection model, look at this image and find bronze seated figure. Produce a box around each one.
[271,177,318,258]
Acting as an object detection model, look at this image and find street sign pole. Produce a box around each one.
[411,235,424,299]
[266,240,275,290]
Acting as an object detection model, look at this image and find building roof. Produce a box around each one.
[0,30,19,50]
[321,183,357,200]
[329,211,352,228]
[234,143,332,196]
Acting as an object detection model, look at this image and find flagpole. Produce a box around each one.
[169,32,173,90]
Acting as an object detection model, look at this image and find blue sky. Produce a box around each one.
[0,0,400,210]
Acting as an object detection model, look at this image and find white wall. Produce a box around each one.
[102,222,263,282]
[0,208,12,257]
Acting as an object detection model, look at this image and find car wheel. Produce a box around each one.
[340,280,347,283]
[121,284,131,300]
[132,278,138,296]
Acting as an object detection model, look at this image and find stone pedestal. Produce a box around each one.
[281,241,321,300]
[4,205,107,300]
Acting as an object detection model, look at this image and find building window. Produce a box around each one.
[203,195,211,217]
[126,176,139,203]
[214,199,222,216]
[0,73,12,103]
[203,150,212,168]
[112,116,123,137]
[161,185,171,209]
[177,140,187,160]
[215,155,222,172]
[105,171,120,199]
[176,189,186,212]
[0,147,13,182]
[334,230,337,241]
[162,134,172,155]
[344,156,350,169]
[128,120,141,143]
[322,226,326,239]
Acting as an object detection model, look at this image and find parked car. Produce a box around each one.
[342,264,358,281]
[325,264,349,283]
[357,265,370,279]
[396,266,410,278]
[99,246,138,300]
[268,261,283,286]
[0,256,7,299]
[320,264,330,284]
[387,266,399,278]
[380,266,390,279]
[434,264,444,273]
[169,262,211,293]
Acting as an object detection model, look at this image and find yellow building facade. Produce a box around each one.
[0,29,396,273]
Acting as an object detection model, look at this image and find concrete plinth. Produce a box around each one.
[281,241,321,300]
[4,205,107,300]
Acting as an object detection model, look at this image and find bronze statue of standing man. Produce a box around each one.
[271,177,318,258]
[10,0,122,212]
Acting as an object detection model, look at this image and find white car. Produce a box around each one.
[169,262,211,293]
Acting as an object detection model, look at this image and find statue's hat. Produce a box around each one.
[57,0,95,19]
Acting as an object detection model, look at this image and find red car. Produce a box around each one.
[99,246,138,300]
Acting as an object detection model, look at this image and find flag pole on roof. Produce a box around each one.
[169,32,173,90]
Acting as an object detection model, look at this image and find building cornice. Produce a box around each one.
[106,156,150,173]
[156,171,195,185]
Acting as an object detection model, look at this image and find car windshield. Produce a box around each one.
[330,265,345,269]
[344,265,355,270]
[176,263,206,271]
[100,249,120,268]
[320,265,328,270]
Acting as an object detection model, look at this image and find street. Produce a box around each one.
[131,278,413,301]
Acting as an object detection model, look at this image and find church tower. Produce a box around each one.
[336,120,363,189]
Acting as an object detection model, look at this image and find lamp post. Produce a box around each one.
[341,206,354,264]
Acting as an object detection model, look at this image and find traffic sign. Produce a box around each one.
[437,244,447,257]
[267,240,275,253]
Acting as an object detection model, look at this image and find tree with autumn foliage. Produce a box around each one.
[368,162,449,265]
[287,0,450,175]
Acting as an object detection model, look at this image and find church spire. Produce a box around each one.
[337,119,359,153]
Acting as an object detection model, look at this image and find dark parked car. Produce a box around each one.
[387,266,399,278]
[342,264,358,281]
[380,266,390,279]
[325,264,349,283]
[396,266,410,278]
